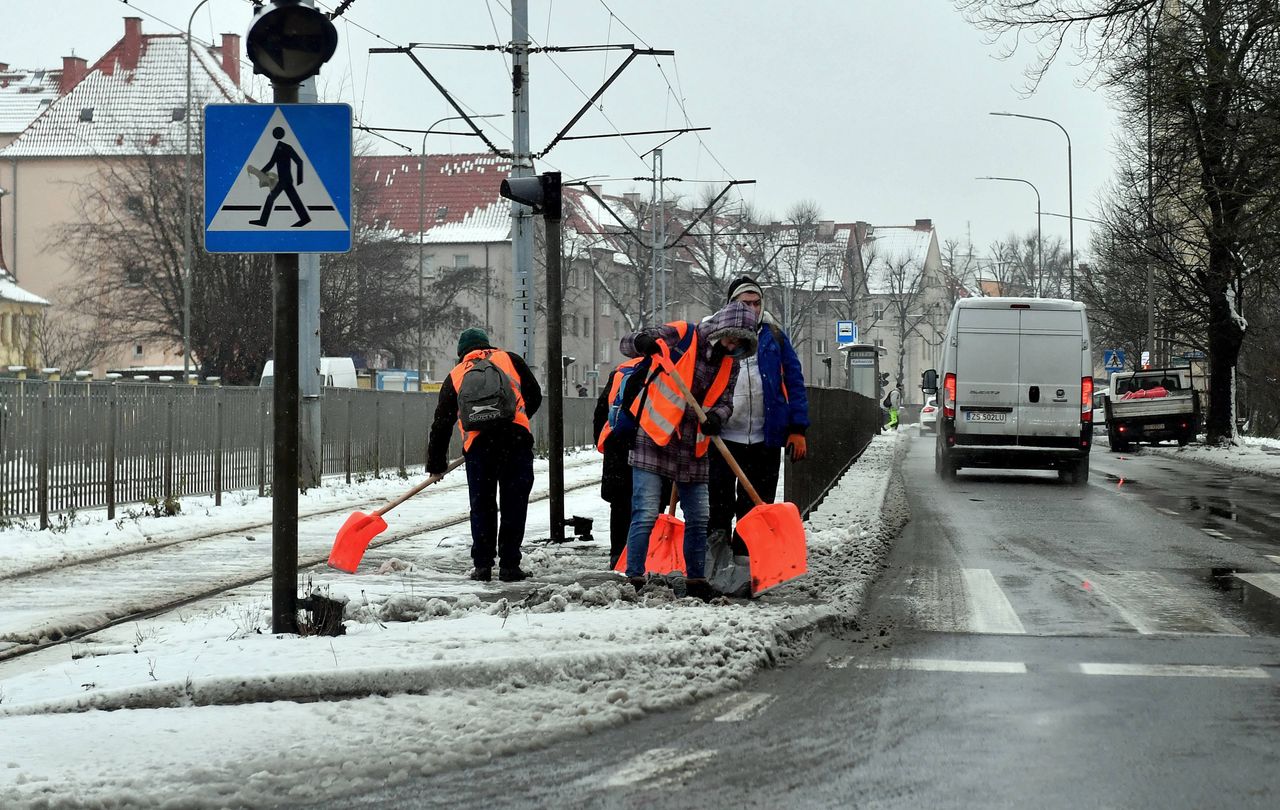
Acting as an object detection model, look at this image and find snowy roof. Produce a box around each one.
[0,65,63,135]
[859,224,934,295]
[0,28,246,158]
[755,225,855,290]
[0,270,49,306]
[358,153,513,244]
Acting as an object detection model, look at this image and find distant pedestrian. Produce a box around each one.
[576,383,589,397]
[620,301,758,600]
[426,327,542,583]
[886,385,902,430]
[708,276,810,556]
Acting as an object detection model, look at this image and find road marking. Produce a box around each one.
[600,747,718,788]
[691,691,775,722]
[1158,507,1180,516]
[1079,663,1270,679]
[832,657,1273,680]
[1234,572,1280,601]
[962,568,1027,635]
[839,657,1027,674]
[1202,527,1229,539]
[1084,571,1246,636]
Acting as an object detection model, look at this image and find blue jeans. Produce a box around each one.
[625,468,709,579]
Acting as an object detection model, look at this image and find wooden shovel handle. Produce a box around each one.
[667,483,679,516]
[661,361,766,507]
[374,455,464,517]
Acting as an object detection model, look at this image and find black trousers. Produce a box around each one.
[708,441,782,555]
[463,433,534,569]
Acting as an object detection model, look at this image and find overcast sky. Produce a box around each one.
[4,0,1118,264]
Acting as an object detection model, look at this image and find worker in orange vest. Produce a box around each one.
[620,300,758,600]
[426,327,542,583]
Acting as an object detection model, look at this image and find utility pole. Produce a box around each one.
[649,149,663,324]
[510,0,536,364]
[297,0,322,490]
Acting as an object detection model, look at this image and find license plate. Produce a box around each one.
[965,411,1007,423]
[1145,423,1165,431]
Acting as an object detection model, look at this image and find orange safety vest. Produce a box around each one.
[595,356,647,453]
[636,324,733,458]
[447,349,531,451]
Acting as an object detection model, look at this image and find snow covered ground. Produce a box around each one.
[0,431,1275,808]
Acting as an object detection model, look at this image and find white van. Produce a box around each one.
[259,357,358,389]
[921,298,1094,485]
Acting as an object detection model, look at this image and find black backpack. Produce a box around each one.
[883,391,893,409]
[457,354,518,430]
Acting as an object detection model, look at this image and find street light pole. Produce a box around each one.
[416,113,499,389]
[977,176,1042,288]
[990,112,1073,298]
[184,0,213,383]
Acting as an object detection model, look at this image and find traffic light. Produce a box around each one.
[499,172,562,220]
[246,0,338,84]
[878,372,890,388]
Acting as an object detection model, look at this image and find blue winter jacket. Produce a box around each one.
[755,321,811,447]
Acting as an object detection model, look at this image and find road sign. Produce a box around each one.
[836,320,857,345]
[1140,350,1150,368]
[204,103,352,253]
[1183,349,1206,360]
[1103,349,1125,372]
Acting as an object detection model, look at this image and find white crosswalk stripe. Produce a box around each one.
[890,567,1246,637]
[596,747,718,788]
[691,691,776,722]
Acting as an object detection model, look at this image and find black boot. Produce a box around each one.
[498,567,530,582]
[684,578,717,603]
[469,567,492,582]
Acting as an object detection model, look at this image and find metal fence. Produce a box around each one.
[783,387,884,518]
[0,379,597,528]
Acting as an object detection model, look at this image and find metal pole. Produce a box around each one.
[297,45,322,490]
[543,172,565,542]
[184,0,212,383]
[271,81,300,636]
[988,113,1074,298]
[976,176,1041,289]
[650,149,659,326]
[510,0,536,362]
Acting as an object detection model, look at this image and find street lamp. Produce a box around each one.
[990,112,1075,299]
[416,113,500,389]
[183,0,213,384]
[977,176,1042,288]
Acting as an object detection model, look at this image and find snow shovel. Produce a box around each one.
[613,484,686,575]
[327,456,465,573]
[657,348,807,595]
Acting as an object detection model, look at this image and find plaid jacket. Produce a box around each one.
[621,302,758,482]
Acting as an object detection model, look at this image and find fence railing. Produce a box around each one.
[0,379,870,528]
[0,379,598,528]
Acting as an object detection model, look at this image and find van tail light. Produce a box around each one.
[943,373,957,418]
[1081,376,1093,422]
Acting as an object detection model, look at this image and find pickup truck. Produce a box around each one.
[1103,367,1200,451]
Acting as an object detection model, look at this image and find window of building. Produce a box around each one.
[454,254,469,268]
[435,206,448,222]
[873,303,885,320]
[421,254,436,279]
[583,317,590,338]
[125,264,144,286]
[816,339,827,355]
[124,195,145,217]
[79,107,93,122]
[171,107,185,122]
[569,315,578,336]
[874,337,885,349]
[133,343,144,358]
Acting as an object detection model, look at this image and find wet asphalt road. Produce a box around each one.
[332,435,1280,810]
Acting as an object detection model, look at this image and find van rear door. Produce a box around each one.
[1017,309,1084,438]
[955,307,1021,437]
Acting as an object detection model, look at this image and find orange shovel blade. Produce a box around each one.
[613,548,628,573]
[328,511,388,573]
[647,514,686,575]
[737,501,807,595]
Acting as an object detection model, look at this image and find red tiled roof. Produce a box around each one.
[358,153,513,243]
[1,27,246,158]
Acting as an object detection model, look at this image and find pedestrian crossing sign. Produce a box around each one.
[204,103,352,253]
[1103,349,1125,372]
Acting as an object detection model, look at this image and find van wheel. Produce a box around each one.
[936,448,957,480]
[1071,459,1089,486]
[1177,435,1190,447]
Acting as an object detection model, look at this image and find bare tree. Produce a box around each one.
[957,0,1280,442]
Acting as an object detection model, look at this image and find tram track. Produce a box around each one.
[0,464,603,665]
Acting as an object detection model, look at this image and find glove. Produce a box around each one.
[633,333,660,356]
[786,433,807,461]
[701,411,723,436]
